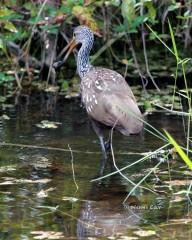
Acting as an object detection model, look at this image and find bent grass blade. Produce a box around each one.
[164,130,192,170]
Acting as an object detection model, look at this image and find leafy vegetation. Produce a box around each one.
[0,0,192,93]
[0,3,191,152]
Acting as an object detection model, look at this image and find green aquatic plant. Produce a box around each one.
[164,130,192,171]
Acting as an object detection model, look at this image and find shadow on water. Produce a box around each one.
[0,93,192,239]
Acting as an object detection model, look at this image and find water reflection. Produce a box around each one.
[0,97,191,239]
[77,181,142,239]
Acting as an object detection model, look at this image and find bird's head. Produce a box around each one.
[53,26,95,69]
[73,25,94,46]
[61,26,94,61]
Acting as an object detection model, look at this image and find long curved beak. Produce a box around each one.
[53,37,78,69]
[63,37,78,61]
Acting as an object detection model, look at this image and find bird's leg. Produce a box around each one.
[104,139,111,152]
[90,119,108,176]
[98,135,108,176]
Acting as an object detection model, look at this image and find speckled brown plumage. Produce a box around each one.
[81,67,143,135]
[63,25,143,176]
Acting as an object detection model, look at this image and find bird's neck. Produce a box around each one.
[77,42,92,78]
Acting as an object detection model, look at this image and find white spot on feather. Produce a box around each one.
[45,40,49,49]
[87,106,92,112]
[96,85,103,90]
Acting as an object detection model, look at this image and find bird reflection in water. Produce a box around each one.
[76,181,143,239]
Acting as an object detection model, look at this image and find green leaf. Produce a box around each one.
[61,80,69,92]
[24,2,38,17]
[0,96,7,103]
[0,13,22,21]
[1,28,28,42]
[72,5,84,15]
[28,16,43,25]
[0,38,3,49]
[114,24,127,33]
[168,19,179,62]
[40,25,58,34]
[0,8,14,18]
[167,3,180,12]
[164,130,192,170]
[121,0,136,25]
[4,21,18,33]
[44,5,57,17]
[111,0,121,6]
[0,8,22,22]
[0,72,15,84]
[78,0,84,5]
[144,1,156,21]
[59,5,72,14]
[132,15,148,29]
[66,0,76,7]
[72,5,98,32]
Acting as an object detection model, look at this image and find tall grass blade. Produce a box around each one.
[164,130,192,170]
[145,23,175,56]
[168,19,179,62]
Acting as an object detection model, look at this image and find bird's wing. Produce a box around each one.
[102,93,143,135]
[86,67,137,102]
[82,67,143,135]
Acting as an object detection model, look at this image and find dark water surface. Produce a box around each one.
[0,96,191,240]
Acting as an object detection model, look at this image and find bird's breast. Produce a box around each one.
[81,84,99,116]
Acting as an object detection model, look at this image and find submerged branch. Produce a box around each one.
[0,142,148,156]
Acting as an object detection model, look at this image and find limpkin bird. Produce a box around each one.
[59,26,143,175]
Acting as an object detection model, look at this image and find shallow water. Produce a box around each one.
[0,95,191,240]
